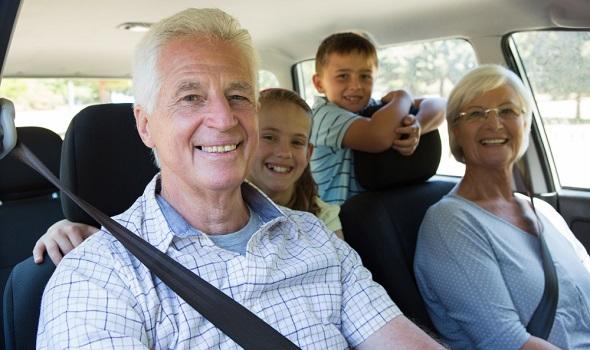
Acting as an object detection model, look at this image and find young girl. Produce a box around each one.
[34,88,343,265]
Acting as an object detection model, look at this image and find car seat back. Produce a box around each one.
[3,104,157,350]
[0,127,63,350]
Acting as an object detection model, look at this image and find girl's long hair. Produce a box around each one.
[259,88,321,216]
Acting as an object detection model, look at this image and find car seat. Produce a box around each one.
[340,134,455,334]
[3,104,157,350]
[0,127,63,350]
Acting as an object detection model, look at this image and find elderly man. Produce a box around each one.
[37,8,441,349]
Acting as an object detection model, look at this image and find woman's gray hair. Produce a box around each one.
[133,8,259,115]
[446,64,534,163]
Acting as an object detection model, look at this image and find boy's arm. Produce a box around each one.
[413,97,446,134]
[342,90,412,153]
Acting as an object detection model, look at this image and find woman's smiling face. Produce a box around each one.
[452,84,527,171]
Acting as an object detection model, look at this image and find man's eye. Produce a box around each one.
[181,95,202,103]
[229,95,251,103]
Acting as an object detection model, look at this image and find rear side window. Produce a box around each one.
[0,71,281,138]
[295,39,477,176]
[510,31,590,189]
[0,78,133,137]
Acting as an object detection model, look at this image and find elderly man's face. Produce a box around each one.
[137,36,258,194]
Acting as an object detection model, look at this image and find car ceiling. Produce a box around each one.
[3,0,590,78]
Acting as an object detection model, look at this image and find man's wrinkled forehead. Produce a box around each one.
[157,37,256,95]
[171,79,254,96]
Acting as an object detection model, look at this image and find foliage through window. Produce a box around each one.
[296,39,477,176]
[0,71,281,138]
[510,31,590,189]
[0,78,134,137]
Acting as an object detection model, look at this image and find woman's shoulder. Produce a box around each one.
[420,193,493,240]
[423,193,472,221]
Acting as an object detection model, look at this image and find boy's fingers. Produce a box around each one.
[392,145,413,156]
[396,126,415,134]
[401,115,416,125]
[392,137,419,147]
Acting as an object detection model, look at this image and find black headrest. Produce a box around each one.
[0,127,62,201]
[353,129,442,191]
[60,103,158,226]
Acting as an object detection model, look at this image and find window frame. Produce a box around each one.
[502,28,590,194]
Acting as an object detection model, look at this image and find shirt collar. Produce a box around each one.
[312,95,329,109]
[141,174,294,253]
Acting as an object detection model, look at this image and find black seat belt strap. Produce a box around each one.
[513,166,558,340]
[12,141,300,350]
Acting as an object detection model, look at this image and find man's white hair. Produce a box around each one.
[132,8,259,166]
[446,64,534,163]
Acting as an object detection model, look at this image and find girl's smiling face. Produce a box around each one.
[247,101,313,205]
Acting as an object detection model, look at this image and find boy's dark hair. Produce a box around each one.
[315,32,378,74]
[258,88,321,217]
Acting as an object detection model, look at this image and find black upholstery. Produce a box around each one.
[3,256,55,350]
[60,103,158,226]
[353,129,442,191]
[3,104,157,350]
[0,127,63,350]
[340,180,454,333]
[0,127,62,201]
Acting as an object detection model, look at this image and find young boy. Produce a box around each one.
[310,32,446,204]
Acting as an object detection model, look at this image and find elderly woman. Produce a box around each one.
[414,65,590,350]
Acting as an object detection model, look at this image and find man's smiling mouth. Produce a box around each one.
[197,143,239,153]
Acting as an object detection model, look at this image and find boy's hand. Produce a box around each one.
[392,114,421,156]
[33,219,99,265]
[381,89,413,104]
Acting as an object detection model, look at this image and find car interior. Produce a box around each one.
[1,0,590,349]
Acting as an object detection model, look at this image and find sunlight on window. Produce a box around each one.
[0,78,133,137]
[511,31,590,189]
[1,70,281,138]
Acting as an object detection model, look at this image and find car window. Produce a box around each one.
[0,71,281,138]
[510,31,590,190]
[258,70,280,90]
[295,38,478,176]
[0,78,133,137]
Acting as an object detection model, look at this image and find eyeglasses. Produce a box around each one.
[455,104,524,123]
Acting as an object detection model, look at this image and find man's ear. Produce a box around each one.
[312,73,324,94]
[306,143,314,162]
[134,105,156,148]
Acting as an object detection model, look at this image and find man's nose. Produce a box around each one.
[204,97,238,130]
